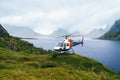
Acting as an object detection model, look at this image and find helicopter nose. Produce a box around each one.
[54,47,61,51]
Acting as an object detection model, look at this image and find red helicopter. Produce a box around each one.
[54,34,84,53]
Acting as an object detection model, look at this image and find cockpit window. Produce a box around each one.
[56,42,63,47]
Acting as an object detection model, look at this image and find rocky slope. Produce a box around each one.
[100,19,120,40]
[0,24,9,37]
[0,24,48,54]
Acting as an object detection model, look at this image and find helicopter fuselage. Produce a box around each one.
[54,38,83,51]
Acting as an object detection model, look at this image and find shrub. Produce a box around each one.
[0,42,6,48]
[51,51,59,58]
[27,62,39,68]
[41,61,57,68]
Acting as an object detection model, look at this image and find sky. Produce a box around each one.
[0,0,120,35]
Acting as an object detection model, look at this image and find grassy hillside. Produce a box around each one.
[0,47,120,80]
[0,36,49,54]
[0,35,120,80]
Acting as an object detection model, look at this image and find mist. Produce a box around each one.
[0,0,120,35]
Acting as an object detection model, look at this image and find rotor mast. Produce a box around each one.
[65,36,68,39]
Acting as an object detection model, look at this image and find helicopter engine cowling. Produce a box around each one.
[68,38,72,48]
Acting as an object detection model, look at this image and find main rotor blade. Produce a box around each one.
[70,35,84,37]
[60,33,74,37]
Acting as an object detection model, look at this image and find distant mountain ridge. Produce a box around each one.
[4,25,41,38]
[49,28,82,37]
[49,28,70,37]
[100,19,120,40]
[86,26,110,38]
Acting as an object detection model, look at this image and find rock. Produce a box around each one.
[0,24,9,37]
[100,19,120,40]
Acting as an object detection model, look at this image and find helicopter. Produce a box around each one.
[54,34,84,53]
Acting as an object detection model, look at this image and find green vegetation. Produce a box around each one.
[0,36,49,54]
[0,47,120,80]
[101,31,120,40]
[0,31,120,80]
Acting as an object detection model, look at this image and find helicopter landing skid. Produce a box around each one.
[60,48,75,54]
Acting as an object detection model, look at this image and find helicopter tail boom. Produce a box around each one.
[72,36,84,46]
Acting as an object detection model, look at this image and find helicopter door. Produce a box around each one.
[63,43,69,50]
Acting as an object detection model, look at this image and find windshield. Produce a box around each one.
[56,42,63,47]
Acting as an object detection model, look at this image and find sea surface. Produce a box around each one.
[24,37,120,71]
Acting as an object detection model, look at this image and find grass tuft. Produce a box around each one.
[41,61,58,68]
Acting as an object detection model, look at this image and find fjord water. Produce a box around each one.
[25,37,120,71]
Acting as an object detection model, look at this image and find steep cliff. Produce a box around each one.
[0,24,9,37]
[100,19,120,40]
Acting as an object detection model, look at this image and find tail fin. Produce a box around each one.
[81,36,84,46]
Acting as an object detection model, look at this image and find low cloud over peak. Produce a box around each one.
[0,0,120,35]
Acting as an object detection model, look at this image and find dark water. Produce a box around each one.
[24,37,120,71]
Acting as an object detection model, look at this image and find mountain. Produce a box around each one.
[86,26,110,38]
[0,25,120,80]
[0,24,9,37]
[0,24,46,53]
[49,28,70,36]
[4,25,41,38]
[73,30,83,35]
[100,19,120,40]
[49,28,83,37]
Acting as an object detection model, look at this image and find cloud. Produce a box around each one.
[0,0,120,34]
